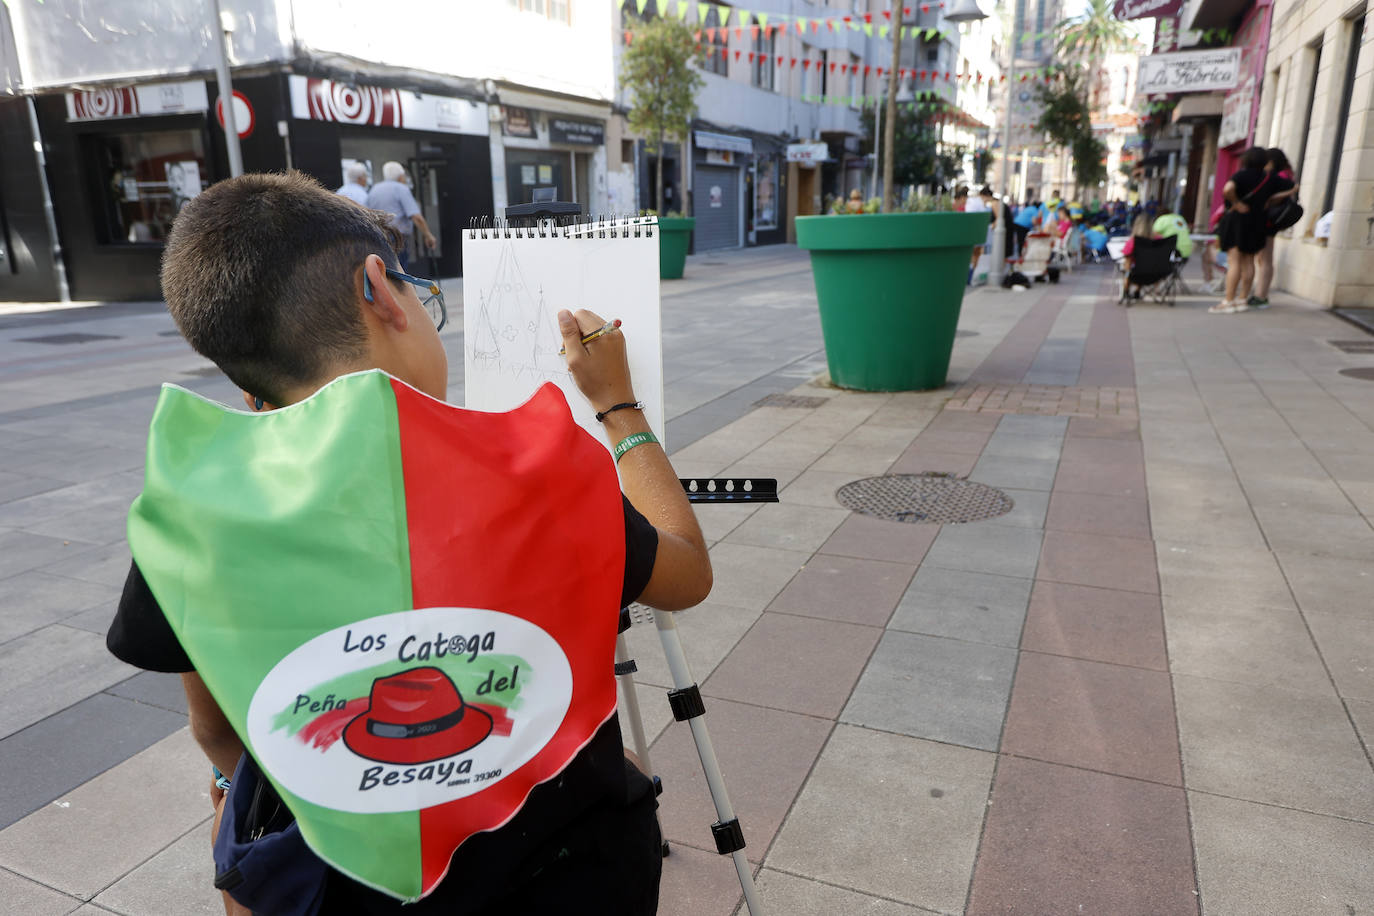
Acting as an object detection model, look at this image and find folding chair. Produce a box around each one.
[1118,236,1178,306]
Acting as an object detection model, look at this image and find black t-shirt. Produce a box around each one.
[108,496,660,914]
[1227,168,1290,212]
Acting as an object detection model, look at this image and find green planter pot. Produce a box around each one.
[796,211,990,391]
[658,217,694,280]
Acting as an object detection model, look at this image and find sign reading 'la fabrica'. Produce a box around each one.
[1138,48,1242,94]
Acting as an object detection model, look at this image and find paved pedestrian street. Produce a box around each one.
[2,247,1372,914]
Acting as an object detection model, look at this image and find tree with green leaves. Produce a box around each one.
[620,18,704,215]
[1054,0,1135,108]
[1036,69,1107,196]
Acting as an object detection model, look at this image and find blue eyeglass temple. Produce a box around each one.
[363,268,446,331]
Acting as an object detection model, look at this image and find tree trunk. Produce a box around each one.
[656,129,666,215]
[881,16,903,213]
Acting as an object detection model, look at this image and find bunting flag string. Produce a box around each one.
[620,0,950,41]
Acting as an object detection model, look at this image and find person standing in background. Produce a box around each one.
[1250,148,1300,308]
[366,161,437,272]
[1211,146,1287,314]
[336,162,370,205]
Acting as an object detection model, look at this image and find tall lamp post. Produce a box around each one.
[884,0,984,212]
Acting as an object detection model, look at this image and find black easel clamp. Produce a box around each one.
[711,818,746,855]
[614,659,638,676]
[667,684,706,721]
[680,478,780,503]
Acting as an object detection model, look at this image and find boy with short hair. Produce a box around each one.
[107,172,712,914]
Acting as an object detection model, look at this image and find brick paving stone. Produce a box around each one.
[650,698,831,864]
[753,869,930,915]
[0,867,81,915]
[1001,652,1182,784]
[91,820,220,916]
[817,514,939,565]
[887,447,979,477]
[841,630,1017,751]
[1162,596,1334,696]
[655,841,744,916]
[967,757,1198,916]
[768,724,994,912]
[889,567,1033,648]
[1038,529,1159,594]
[1173,674,1374,820]
[768,554,917,627]
[1020,581,1166,670]
[1045,489,1152,539]
[1051,455,1147,498]
[703,613,881,718]
[1189,792,1374,916]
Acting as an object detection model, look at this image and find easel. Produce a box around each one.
[497,199,777,914]
[615,478,778,916]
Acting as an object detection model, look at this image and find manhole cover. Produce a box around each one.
[835,474,1014,524]
[15,332,121,345]
[754,393,829,409]
[1330,340,1374,354]
[1338,367,1374,381]
[955,330,979,338]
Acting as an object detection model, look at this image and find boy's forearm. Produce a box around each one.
[601,411,702,547]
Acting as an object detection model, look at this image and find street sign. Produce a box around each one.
[1139,48,1241,94]
[215,90,255,139]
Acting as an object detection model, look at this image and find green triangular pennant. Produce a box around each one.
[738,9,751,27]
[698,2,709,22]
[636,0,650,14]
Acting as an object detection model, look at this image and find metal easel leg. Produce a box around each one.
[615,633,653,773]
[654,609,764,916]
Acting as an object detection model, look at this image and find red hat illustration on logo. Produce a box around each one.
[343,666,494,765]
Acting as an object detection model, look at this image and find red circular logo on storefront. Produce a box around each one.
[215,91,255,139]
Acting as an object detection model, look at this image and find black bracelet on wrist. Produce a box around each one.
[595,401,644,422]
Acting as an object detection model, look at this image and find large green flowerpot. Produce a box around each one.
[658,217,694,280]
[796,211,989,391]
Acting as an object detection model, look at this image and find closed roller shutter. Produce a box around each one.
[693,165,740,250]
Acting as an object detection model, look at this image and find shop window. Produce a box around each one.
[88,128,207,245]
[754,157,778,230]
[752,29,775,91]
[1296,41,1321,183]
[1321,13,1363,215]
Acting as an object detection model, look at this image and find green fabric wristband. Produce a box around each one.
[613,431,659,463]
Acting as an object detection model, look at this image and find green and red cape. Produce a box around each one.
[127,371,624,901]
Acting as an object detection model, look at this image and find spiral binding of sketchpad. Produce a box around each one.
[467,215,657,239]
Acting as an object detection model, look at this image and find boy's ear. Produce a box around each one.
[360,254,410,332]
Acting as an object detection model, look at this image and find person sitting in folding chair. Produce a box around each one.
[1118,235,1179,306]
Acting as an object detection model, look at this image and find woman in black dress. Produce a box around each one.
[1250,148,1300,307]
[1212,146,1284,314]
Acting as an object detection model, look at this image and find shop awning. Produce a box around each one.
[1186,0,1248,31]
[695,130,753,154]
[1172,94,1225,122]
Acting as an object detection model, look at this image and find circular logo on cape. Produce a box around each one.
[246,607,572,814]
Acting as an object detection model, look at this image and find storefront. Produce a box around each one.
[31,72,493,300]
[494,88,609,217]
[784,141,828,244]
[287,75,492,278]
[746,137,786,247]
[691,130,750,251]
[0,95,61,301]
[1205,0,1273,217]
[35,77,274,301]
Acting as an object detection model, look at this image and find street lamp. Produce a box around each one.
[945,0,988,23]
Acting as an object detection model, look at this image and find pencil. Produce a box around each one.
[559,319,621,355]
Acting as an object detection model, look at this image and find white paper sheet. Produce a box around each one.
[462,218,663,451]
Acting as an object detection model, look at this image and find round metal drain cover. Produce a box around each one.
[835,475,1014,524]
[1339,367,1374,381]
